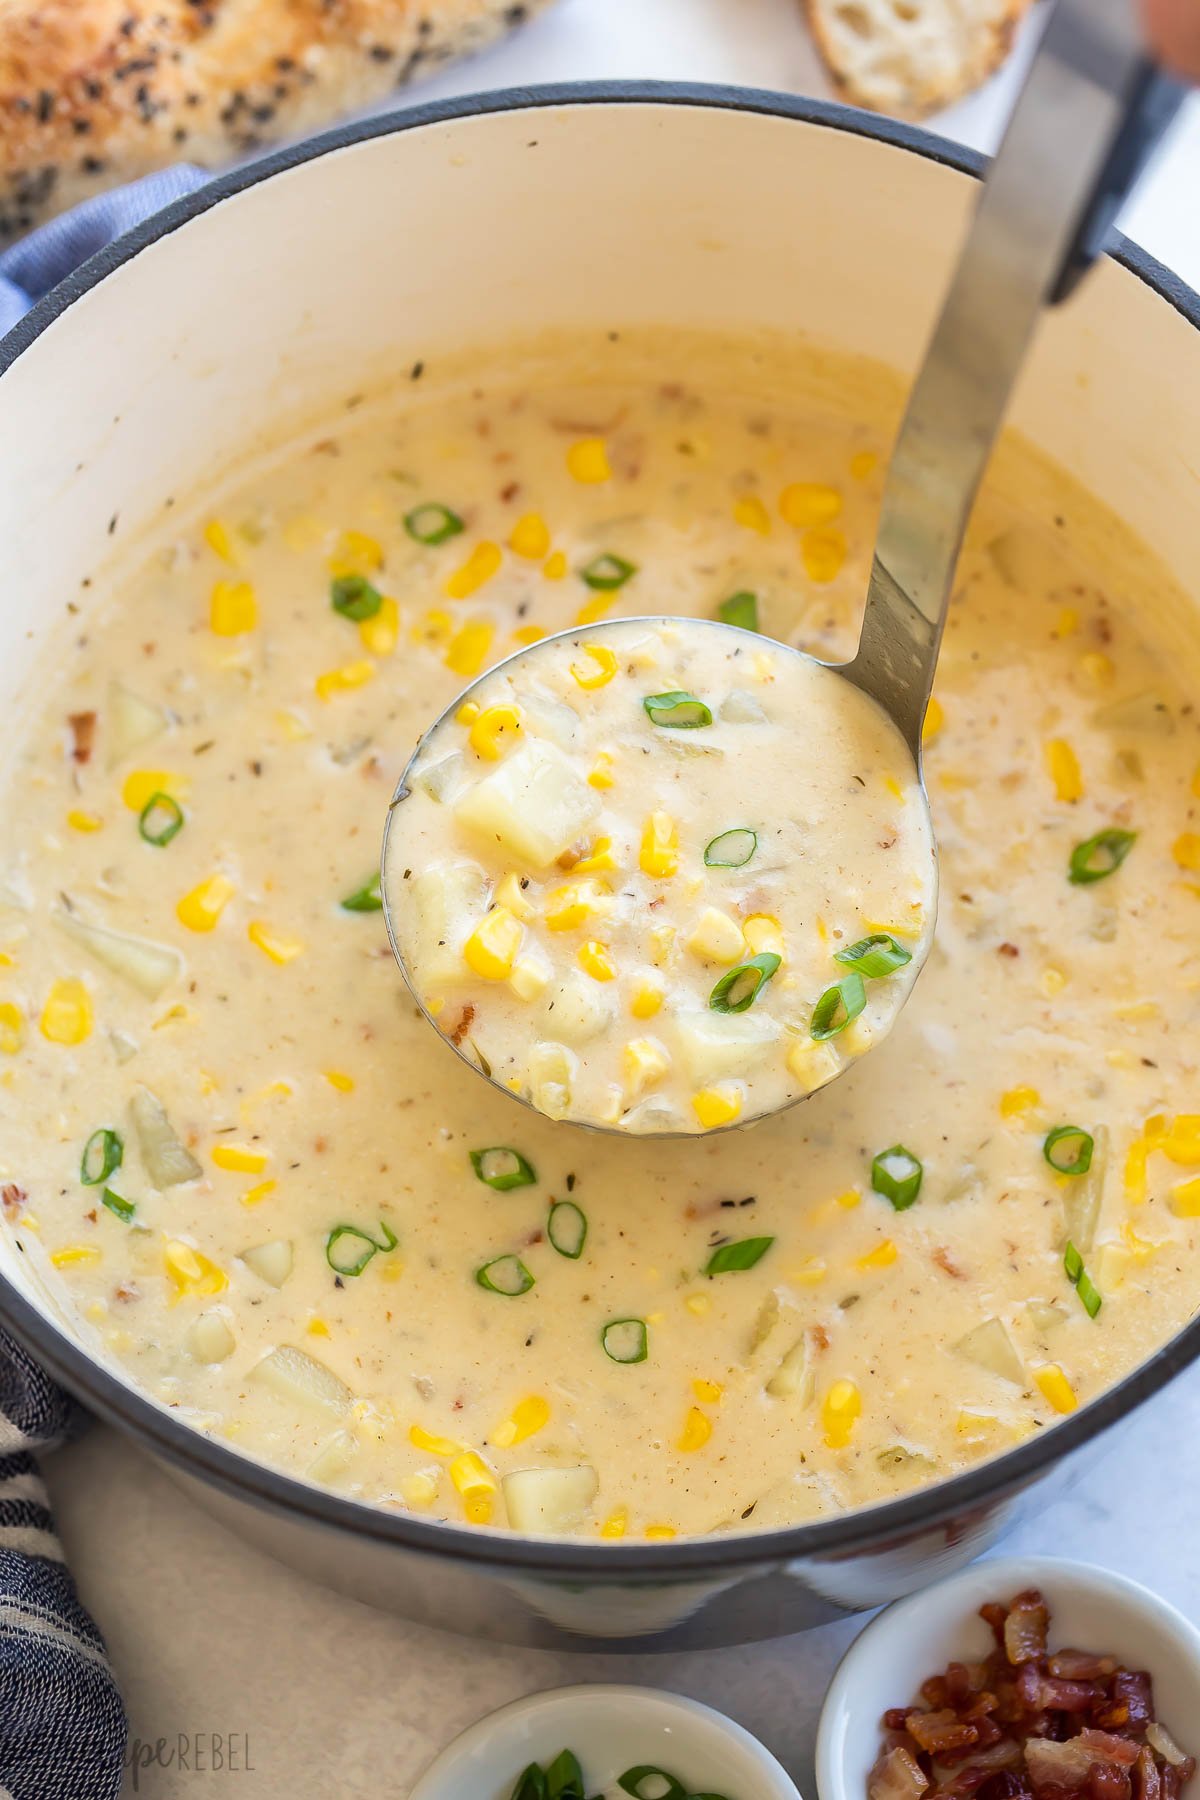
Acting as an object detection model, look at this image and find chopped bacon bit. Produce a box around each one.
[934,1246,968,1280]
[448,1004,476,1047]
[67,710,97,764]
[1,1184,26,1217]
[877,1593,1193,1800]
[997,942,1020,958]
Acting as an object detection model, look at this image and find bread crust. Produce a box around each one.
[802,0,1031,120]
[0,0,551,242]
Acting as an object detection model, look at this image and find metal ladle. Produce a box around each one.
[383,0,1183,1133]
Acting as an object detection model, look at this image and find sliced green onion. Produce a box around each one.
[325,1220,397,1277]
[704,1236,774,1275]
[704,828,757,868]
[601,1317,648,1363]
[340,871,382,912]
[1064,1238,1102,1318]
[618,1768,689,1800]
[871,1145,923,1211]
[544,1750,586,1800]
[509,1764,548,1800]
[138,792,184,848]
[101,1187,136,1224]
[476,1254,535,1296]
[470,1147,536,1191]
[643,690,712,729]
[404,502,464,547]
[330,573,382,622]
[810,970,866,1040]
[580,552,637,591]
[1068,828,1137,885]
[834,933,912,978]
[709,952,781,1014]
[717,590,759,632]
[1044,1125,1094,1176]
[81,1127,123,1187]
[547,1199,587,1259]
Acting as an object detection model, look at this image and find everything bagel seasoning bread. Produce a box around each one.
[802,0,1032,118]
[0,0,552,243]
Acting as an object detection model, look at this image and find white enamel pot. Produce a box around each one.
[1,84,1198,1651]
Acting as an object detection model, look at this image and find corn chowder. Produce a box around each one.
[1,331,1200,1542]
[386,615,935,1134]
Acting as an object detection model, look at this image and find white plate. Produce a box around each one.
[410,1683,802,1800]
[815,1556,1200,1800]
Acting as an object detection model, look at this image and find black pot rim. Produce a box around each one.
[2,79,1198,1582]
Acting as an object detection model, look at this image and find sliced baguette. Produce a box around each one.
[802,0,1033,119]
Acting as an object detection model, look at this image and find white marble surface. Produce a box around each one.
[37,1,1200,1794]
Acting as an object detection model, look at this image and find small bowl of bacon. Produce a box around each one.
[815,1559,1200,1800]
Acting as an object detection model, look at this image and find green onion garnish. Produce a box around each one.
[601,1318,649,1363]
[717,590,759,632]
[618,1768,690,1800]
[834,933,912,978]
[1068,828,1137,885]
[704,1236,774,1275]
[547,1199,587,1259]
[330,573,382,622]
[1044,1125,1094,1176]
[340,871,382,912]
[704,828,757,868]
[871,1145,923,1211]
[810,971,866,1040]
[470,1147,536,1191]
[643,690,712,729]
[404,502,464,547]
[709,952,781,1014]
[138,792,184,848]
[1064,1238,1102,1318]
[509,1765,548,1800]
[81,1128,123,1187]
[580,552,637,591]
[544,1751,586,1800]
[476,1254,535,1297]
[325,1220,397,1277]
[101,1187,136,1224]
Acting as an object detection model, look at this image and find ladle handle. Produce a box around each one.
[846,0,1186,759]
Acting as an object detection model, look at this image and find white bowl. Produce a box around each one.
[816,1556,1200,1800]
[410,1683,802,1800]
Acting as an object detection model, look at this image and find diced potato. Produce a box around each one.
[953,1316,1024,1386]
[686,908,744,965]
[308,1429,358,1483]
[621,1097,683,1134]
[106,680,168,769]
[1062,1124,1107,1254]
[542,970,615,1045]
[453,741,600,869]
[411,751,466,804]
[186,1311,236,1364]
[241,1240,294,1288]
[1091,690,1175,736]
[675,1009,779,1083]
[53,907,182,1000]
[501,1465,598,1535]
[766,1334,813,1401]
[520,687,581,749]
[750,1290,782,1353]
[409,862,488,988]
[130,1085,202,1187]
[719,689,767,724]
[250,1345,352,1416]
[528,1042,576,1120]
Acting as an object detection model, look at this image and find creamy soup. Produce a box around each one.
[386,615,934,1134]
[1,331,1199,1542]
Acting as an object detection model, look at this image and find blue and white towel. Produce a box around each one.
[0,163,209,1800]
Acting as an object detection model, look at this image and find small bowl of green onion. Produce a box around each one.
[409,1684,802,1800]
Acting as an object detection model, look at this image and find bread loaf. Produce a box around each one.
[802,0,1032,119]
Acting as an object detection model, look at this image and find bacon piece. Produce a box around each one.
[907,1711,982,1758]
[1050,1653,1120,1681]
[67,710,96,764]
[1005,1591,1050,1666]
[1,1183,26,1217]
[870,1747,930,1800]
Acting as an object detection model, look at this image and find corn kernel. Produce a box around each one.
[544,877,612,932]
[240,1180,276,1208]
[685,1293,711,1317]
[639,811,679,878]
[789,1256,828,1285]
[449,1450,496,1524]
[306,1317,330,1338]
[409,1423,460,1457]
[692,1084,742,1129]
[644,1524,677,1541]
[319,1070,354,1095]
[164,1239,227,1300]
[822,1378,862,1448]
[468,702,522,761]
[648,923,676,967]
[413,608,453,645]
[359,594,400,658]
[512,624,546,647]
[1035,1364,1077,1414]
[571,643,618,690]
[0,1000,22,1054]
[1192,763,1200,800]
[463,906,523,981]
[543,551,568,581]
[315,659,375,702]
[687,907,744,965]
[577,593,616,628]
[733,495,771,535]
[273,709,312,742]
[177,873,235,933]
[1000,1085,1040,1118]
[401,1473,439,1510]
[495,872,535,921]
[282,513,326,553]
[922,696,945,744]
[247,920,304,965]
[742,913,784,959]
[780,482,841,528]
[600,1509,628,1539]
[630,975,665,1020]
[802,527,847,584]
[1173,833,1200,872]
[509,512,551,560]
[1045,738,1083,802]
[678,1406,713,1452]
[204,518,239,565]
[850,450,878,481]
[693,1378,723,1405]
[212,1143,268,1175]
[210,579,257,636]
[1125,1136,1148,1205]
[1041,965,1068,997]
[66,809,104,833]
[1169,1176,1200,1218]
[445,619,494,678]
[1055,606,1080,637]
[329,528,384,575]
[588,752,616,790]
[566,438,610,483]
[51,1244,101,1269]
[624,1036,671,1098]
[836,1188,861,1210]
[578,940,615,982]
[121,769,187,813]
[857,1239,898,1270]
[39,978,92,1046]
[1081,651,1114,684]
[573,837,618,875]
[490,1395,550,1448]
[1160,1115,1200,1164]
[445,541,502,600]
